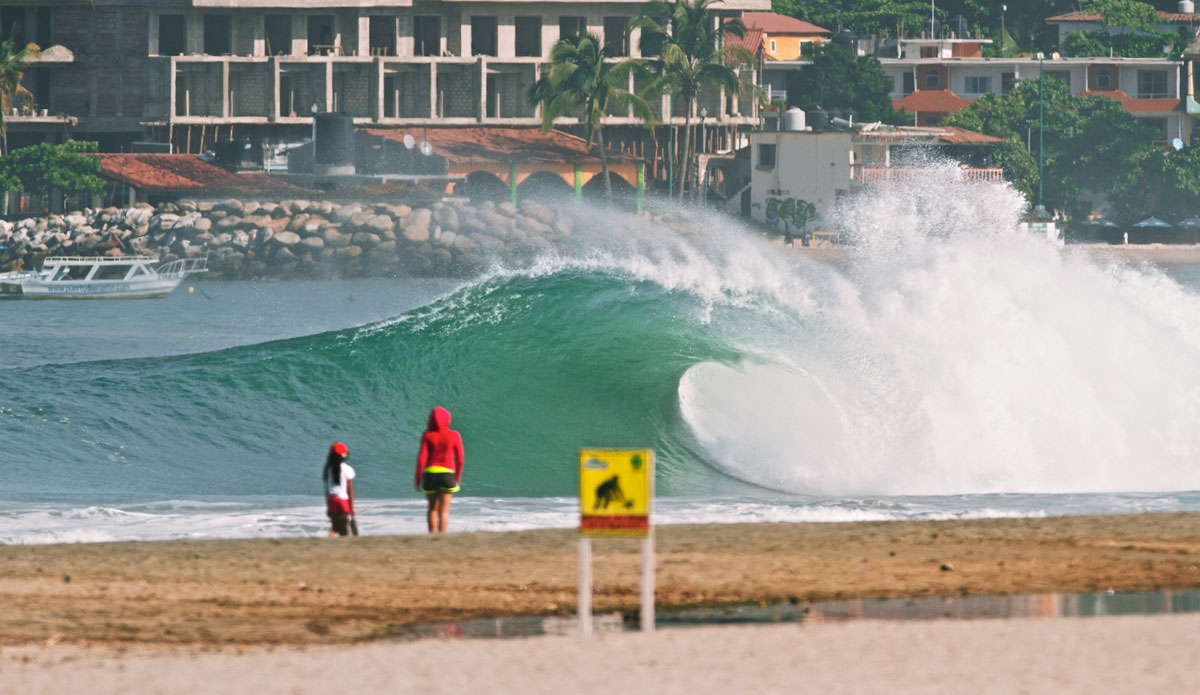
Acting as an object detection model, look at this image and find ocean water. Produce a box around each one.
[5,168,1200,545]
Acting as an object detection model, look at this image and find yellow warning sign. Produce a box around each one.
[579,449,653,536]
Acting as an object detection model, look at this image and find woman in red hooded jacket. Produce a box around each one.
[414,406,464,533]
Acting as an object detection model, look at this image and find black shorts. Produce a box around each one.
[329,512,350,536]
[422,471,460,493]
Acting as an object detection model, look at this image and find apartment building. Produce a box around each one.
[880,37,1186,145]
[9,0,767,156]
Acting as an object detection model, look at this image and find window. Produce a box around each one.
[265,15,292,56]
[769,38,777,53]
[920,46,937,58]
[94,265,132,281]
[203,14,231,55]
[1142,117,1168,141]
[515,16,542,57]
[414,16,441,56]
[757,143,776,169]
[1137,70,1167,98]
[471,16,497,56]
[368,16,396,56]
[159,14,186,56]
[1001,72,1014,95]
[604,17,629,56]
[924,69,939,88]
[964,76,991,94]
[1096,69,1111,89]
[902,72,914,95]
[307,15,335,55]
[559,16,585,41]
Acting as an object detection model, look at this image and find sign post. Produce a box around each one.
[578,448,655,635]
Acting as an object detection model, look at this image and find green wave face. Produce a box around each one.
[1,271,742,499]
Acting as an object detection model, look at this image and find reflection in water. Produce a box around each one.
[398,589,1200,641]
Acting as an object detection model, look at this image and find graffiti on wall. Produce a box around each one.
[764,197,817,235]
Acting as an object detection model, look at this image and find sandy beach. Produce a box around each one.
[3,513,1200,692]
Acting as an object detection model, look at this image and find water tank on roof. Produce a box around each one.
[807,108,829,132]
[313,112,356,176]
[951,15,968,39]
[925,17,941,38]
[1181,0,1195,14]
[782,107,806,131]
[213,137,260,171]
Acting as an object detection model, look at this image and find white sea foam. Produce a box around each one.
[676,164,1200,496]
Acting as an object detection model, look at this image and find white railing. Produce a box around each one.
[852,167,1004,183]
[156,257,208,278]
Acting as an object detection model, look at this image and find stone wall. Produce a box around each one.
[0,196,590,281]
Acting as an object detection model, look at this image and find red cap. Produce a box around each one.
[330,442,348,456]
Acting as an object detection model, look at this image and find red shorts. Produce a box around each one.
[327,495,350,516]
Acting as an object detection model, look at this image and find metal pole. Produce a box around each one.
[668,125,675,198]
[1038,53,1044,211]
[641,533,655,632]
[578,536,592,636]
[509,162,518,206]
[636,162,645,213]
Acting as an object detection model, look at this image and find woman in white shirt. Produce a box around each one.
[322,441,356,537]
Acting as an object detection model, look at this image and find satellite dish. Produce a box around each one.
[1173,138,1185,151]
[403,133,415,150]
[419,141,433,156]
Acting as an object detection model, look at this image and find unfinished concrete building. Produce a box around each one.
[11,0,768,173]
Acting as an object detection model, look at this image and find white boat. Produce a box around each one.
[0,255,207,299]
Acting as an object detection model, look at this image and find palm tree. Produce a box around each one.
[632,0,763,200]
[529,31,656,201]
[0,27,39,156]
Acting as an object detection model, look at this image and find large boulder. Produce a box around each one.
[269,231,302,246]
[400,208,432,243]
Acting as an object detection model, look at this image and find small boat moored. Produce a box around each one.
[0,255,207,299]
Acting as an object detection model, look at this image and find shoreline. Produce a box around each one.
[3,512,1200,648]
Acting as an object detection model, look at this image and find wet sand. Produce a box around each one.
[5,514,1200,692]
[2,513,1200,647]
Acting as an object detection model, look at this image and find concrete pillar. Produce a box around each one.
[498,13,515,58]
[478,57,487,120]
[252,12,266,56]
[357,15,370,57]
[375,57,385,120]
[544,11,559,57]
[149,10,160,55]
[221,61,231,117]
[629,26,642,58]
[461,14,472,56]
[325,60,334,112]
[398,15,413,57]
[294,15,308,56]
[271,58,280,120]
[187,12,203,55]
[430,62,438,117]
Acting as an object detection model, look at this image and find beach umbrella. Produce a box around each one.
[1130,216,1172,244]
[1175,216,1200,243]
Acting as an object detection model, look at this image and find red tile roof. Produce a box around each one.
[1080,89,1181,113]
[742,12,830,35]
[726,27,765,59]
[935,126,1004,145]
[1047,11,1200,22]
[892,89,975,114]
[95,154,302,194]
[360,127,641,166]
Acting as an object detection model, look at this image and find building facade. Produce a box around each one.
[9,0,768,157]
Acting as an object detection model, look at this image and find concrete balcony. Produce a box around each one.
[852,166,1005,183]
[153,54,760,129]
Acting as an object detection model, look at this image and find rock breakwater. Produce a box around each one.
[0,197,595,279]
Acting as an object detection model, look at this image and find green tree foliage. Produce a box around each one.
[944,77,1168,221]
[1063,29,1184,58]
[1084,0,1159,32]
[0,28,39,154]
[783,43,906,124]
[633,0,763,199]
[529,32,655,201]
[0,140,105,195]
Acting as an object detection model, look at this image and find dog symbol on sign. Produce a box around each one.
[593,475,634,510]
